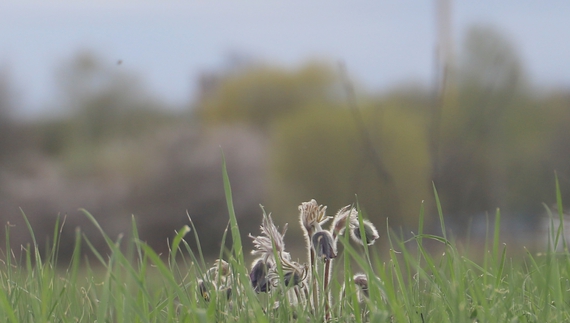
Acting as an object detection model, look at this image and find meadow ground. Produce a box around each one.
[1,165,569,323]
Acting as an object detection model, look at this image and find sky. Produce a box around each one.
[1,1,570,118]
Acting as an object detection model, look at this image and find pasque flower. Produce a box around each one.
[249,212,307,295]
[350,219,379,246]
[299,199,329,237]
[240,199,380,319]
[250,258,271,293]
[198,259,232,302]
[353,274,369,300]
[196,197,382,320]
[311,230,337,260]
[330,205,357,238]
[249,214,288,262]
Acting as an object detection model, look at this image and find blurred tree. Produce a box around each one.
[32,50,266,258]
[0,68,18,164]
[435,25,549,225]
[543,92,570,203]
[197,60,431,229]
[270,100,431,229]
[459,26,525,92]
[61,52,169,139]
[48,51,173,174]
[196,61,340,131]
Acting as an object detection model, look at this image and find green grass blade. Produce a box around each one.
[137,242,189,303]
[186,211,207,270]
[555,173,567,251]
[432,182,447,241]
[221,153,244,265]
[19,208,42,269]
[417,200,425,247]
[169,225,191,266]
[493,208,501,261]
[0,288,18,323]
[48,215,63,267]
[494,244,507,286]
[220,153,268,322]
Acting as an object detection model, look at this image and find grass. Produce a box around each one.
[0,164,569,322]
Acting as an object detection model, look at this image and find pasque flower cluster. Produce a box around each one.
[248,199,379,317]
[196,199,380,320]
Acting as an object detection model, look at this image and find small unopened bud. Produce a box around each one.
[350,219,379,246]
[213,259,230,276]
[354,273,386,302]
[353,274,369,298]
[250,259,271,293]
[312,230,337,260]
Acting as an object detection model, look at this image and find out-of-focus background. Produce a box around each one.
[1,1,569,259]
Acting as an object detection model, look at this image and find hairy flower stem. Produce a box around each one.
[310,247,318,312]
[293,287,301,305]
[303,286,311,307]
[324,258,332,321]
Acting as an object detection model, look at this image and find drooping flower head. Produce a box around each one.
[349,219,379,246]
[266,253,308,289]
[311,230,337,260]
[250,258,271,293]
[330,205,358,238]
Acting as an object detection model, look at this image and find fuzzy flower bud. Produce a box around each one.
[311,230,337,260]
[250,258,271,293]
[353,274,369,299]
[350,219,379,246]
[330,205,357,237]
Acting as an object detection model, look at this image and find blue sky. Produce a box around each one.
[1,1,569,117]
